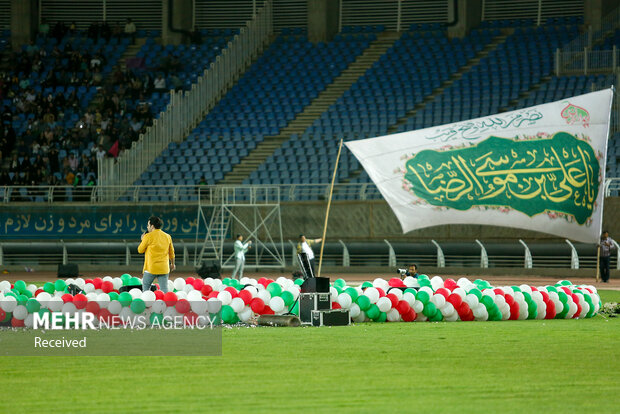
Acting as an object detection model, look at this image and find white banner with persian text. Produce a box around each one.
[345,89,614,243]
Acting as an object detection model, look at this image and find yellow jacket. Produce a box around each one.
[137,229,175,274]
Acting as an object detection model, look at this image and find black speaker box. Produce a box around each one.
[196,261,221,279]
[119,284,156,293]
[300,277,330,293]
[57,263,79,278]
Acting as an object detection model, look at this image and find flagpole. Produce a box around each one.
[318,139,343,278]
[596,245,601,282]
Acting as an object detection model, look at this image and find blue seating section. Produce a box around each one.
[129,32,372,201]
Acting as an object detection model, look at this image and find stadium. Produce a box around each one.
[0,0,619,412]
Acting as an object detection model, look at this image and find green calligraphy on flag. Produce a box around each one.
[404,133,599,224]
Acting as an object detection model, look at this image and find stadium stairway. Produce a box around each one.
[386,28,514,135]
[220,31,401,184]
[498,74,553,112]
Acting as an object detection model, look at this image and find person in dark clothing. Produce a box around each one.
[599,231,617,283]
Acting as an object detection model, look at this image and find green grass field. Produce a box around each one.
[1,290,619,413]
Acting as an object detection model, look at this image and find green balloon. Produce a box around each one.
[366,304,380,320]
[129,277,141,286]
[221,305,237,324]
[108,292,119,301]
[374,311,387,322]
[222,278,232,286]
[423,302,437,317]
[557,291,568,304]
[345,287,358,301]
[294,278,304,286]
[416,290,430,304]
[150,313,163,325]
[26,298,41,313]
[356,295,371,311]
[4,291,16,299]
[43,282,55,294]
[404,288,417,296]
[54,279,66,292]
[291,301,300,315]
[14,280,27,294]
[361,281,373,288]
[429,311,443,322]
[418,274,429,281]
[118,292,133,307]
[480,295,495,308]
[209,312,222,325]
[22,289,33,298]
[334,279,346,288]
[37,308,50,317]
[120,274,131,285]
[266,282,282,297]
[130,298,146,314]
[510,286,521,293]
[547,286,558,293]
[17,294,29,306]
[280,291,294,307]
[418,279,432,288]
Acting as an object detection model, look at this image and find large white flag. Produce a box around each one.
[345,89,614,243]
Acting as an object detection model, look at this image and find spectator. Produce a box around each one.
[39,18,50,38]
[124,18,136,43]
[153,74,167,92]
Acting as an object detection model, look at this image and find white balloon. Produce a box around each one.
[431,294,446,308]
[388,288,403,301]
[217,290,233,306]
[35,291,52,304]
[337,293,353,309]
[452,287,466,298]
[61,302,77,316]
[86,292,98,302]
[24,313,34,328]
[464,294,479,308]
[386,308,400,322]
[402,292,416,307]
[257,289,271,304]
[141,290,156,306]
[230,297,245,313]
[418,286,433,296]
[415,313,428,322]
[151,299,166,314]
[495,295,507,308]
[0,280,11,292]
[96,293,110,308]
[269,296,285,313]
[430,276,444,290]
[46,296,63,312]
[13,305,28,319]
[349,303,361,318]
[163,306,180,322]
[580,302,590,318]
[108,300,122,315]
[83,283,95,294]
[376,297,392,313]
[102,276,113,283]
[26,284,37,294]
[186,290,202,302]
[190,299,208,314]
[412,300,424,314]
[444,312,459,322]
[364,287,379,304]
[112,278,123,291]
[330,287,339,300]
[175,291,188,300]
[238,306,253,322]
[183,284,194,293]
[403,276,417,287]
[286,287,300,301]
[167,280,175,292]
[173,278,186,291]
[244,285,258,298]
[54,291,64,298]
[441,302,455,317]
[352,310,366,323]
[75,278,86,289]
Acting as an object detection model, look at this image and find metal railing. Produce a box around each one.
[0,183,382,204]
[98,1,273,201]
[555,46,620,75]
[5,180,620,203]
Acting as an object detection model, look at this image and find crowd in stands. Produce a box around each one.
[0,18,146,193]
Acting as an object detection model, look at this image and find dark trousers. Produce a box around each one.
[309,258,316,278]
[600,256,611,282]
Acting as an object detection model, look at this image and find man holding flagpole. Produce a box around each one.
[231,234,251,280]
[599,230,616,283]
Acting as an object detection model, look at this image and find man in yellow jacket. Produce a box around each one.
[138,216,175,293]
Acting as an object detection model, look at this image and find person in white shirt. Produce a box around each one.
[297,235,322,278]
[232,234,252,279]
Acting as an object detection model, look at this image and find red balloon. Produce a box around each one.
[11,317,25,327]
[98,308,112,324]
[574,301,582,319]
[0,308,5,321]
[376,287,386,298]
[61,294,74,303]
[35,288,44,297]
[92,278,103,289]
[331,302,342,309]
[402,308,416,322]
[201,285,213,296]
[250,298,265,314]
[85,301,100,315]
[101,281,114,293]
[504,294,515,306]
[457,302,470,318]
[396,300,411,315]
[539,291,549,302]
[388,278,405,287]
[224,286,238,298]
[154,290,164,300]
[435,288,450,299]
[444,279,457,291]
[561,287,572,295]
[530,286,538,292]
[73,293,88,309]
[509,302,520,320]
[192,278,204,290]
[492,288,504,296]
[163,292,178,307]
[260,279,274,288]
[544,300,556,319]
[175,299,191,314]
[238,290,253,305]
[207,291,219,300]
[184,311,198,326]
[85,279,93,285]
[462,310,475,322]
[386,293,399,308]
[186,277,195,286]
[262,305,274,315]
[447,293,462,308]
